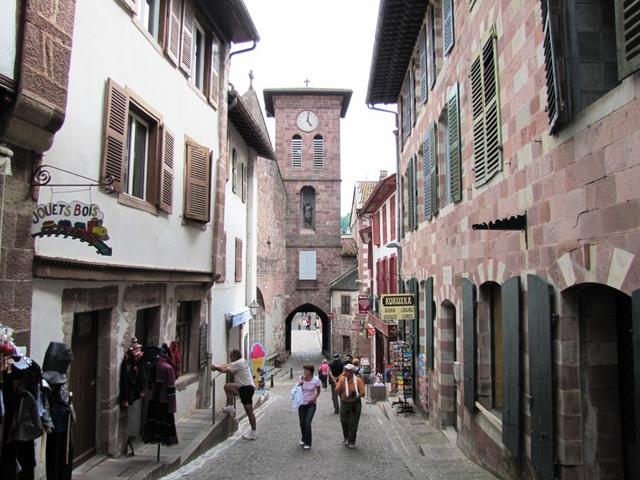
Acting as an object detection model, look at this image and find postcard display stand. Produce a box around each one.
[390,341,415,414]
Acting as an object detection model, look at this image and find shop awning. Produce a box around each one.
[225,307,251,328]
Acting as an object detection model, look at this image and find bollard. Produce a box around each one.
[212,377,216,425]
[290,367,293,379]
[270,374,274,388]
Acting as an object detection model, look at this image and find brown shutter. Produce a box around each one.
[235,238,243,282]
[615,0,640,79]
[101,78,129,193]
[184,141,211,222]
[208,37,220,107]
[179,0,194,75]
[165,0,182,66]
[159,126,174,213]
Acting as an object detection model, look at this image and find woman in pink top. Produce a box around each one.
[318,359,330,389]
[298,364,321,450]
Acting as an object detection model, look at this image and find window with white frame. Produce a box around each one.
[139,0,161,41]
[0,0,18,82]
[298,251,317,280]
[125,110,151,200]
[192,20,206,91]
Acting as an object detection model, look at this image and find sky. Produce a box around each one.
[228,0,397,215]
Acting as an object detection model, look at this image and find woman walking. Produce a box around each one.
[318,359,329,389]
[335,363,365,449]
[298,364,321,450]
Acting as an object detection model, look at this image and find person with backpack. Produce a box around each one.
[318,359,330,389]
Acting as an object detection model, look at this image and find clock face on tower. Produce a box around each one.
[296,110,318,132]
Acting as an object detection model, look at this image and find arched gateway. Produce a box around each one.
[285,303,331,354]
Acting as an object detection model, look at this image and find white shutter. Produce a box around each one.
[299,251,317,280]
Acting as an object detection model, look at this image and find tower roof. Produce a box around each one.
[263,88,353,118]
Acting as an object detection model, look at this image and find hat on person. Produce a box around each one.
[333,353,340,358]
[344,363,357,371]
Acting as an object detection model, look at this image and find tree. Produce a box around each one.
[340,214,351,235]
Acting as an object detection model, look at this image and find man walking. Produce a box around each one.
[335,363,365,448]
[328,353,344,414]
[211,349,257,440]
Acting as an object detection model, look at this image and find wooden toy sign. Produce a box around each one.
[31,201,112,256]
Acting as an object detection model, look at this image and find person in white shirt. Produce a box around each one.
[211,349,257,440]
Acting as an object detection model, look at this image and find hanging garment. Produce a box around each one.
[44,383,72,480]
[142,355,178,446]
[119,349,145,407]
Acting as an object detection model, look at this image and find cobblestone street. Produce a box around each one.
[162,331,496,480]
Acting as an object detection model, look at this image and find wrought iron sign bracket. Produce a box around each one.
[31,165,115,192]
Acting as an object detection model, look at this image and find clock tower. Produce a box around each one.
[263,87,352,354]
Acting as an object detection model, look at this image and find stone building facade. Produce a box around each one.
[367,1,640,479]
[0,0,77,348]
[263,88,352,355]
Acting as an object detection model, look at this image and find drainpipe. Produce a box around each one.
[229,40,257,59]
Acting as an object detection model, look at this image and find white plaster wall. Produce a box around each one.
[0,0,17,79]
[36,0,217,271]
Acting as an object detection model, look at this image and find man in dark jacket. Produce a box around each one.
[328,354,344,414]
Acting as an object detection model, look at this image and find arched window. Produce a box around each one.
[313,135,324,168]
[300,186,316,230]
[291,135,302,168]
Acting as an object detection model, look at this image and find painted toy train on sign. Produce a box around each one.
[31,201,112,256]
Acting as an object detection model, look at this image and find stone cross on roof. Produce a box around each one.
[304,78,310,87]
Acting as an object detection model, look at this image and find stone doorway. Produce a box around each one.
[285,303,330,355]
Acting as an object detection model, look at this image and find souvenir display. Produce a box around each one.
[389,341,415,415]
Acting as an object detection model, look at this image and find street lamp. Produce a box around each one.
[249,300,260,317]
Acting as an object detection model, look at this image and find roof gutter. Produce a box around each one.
[229,40,257,58]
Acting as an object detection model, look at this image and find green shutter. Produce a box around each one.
[429,124,439,218]
[447,83,462,202]
[443,0,455,55]
[633,288,640,469]
[419,25,427,104]
[425,277,434,369]
[411,157,418,230]
[541,0,568,132]
[502,276,521,460]
[615,0,640,79]
[471,55,486,186]
[411,278,420,355]
[527,274,554,480]
[463,278,476,411]
[428,5,437,89]
[423,130,433,221]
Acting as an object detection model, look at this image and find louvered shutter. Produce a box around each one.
[429,123,438,217]
[241,162,247,203]
[443,0,455,55]
[235,238,243,282]
[502,276,521,460]
[419,25,427,103]
[632,289,640,468]
[423,130,433,221]
[406,164,414,232]
[292,136,302,168]
[382,204,388,245]
[159,126,174,213]
[447,83,462,202]
[413,157,419,229]
[472,33,502,187]
[165,0,182,66]
[541,0,567,132]
[463,278,476,411]
[402,75,410,144]
[425,277,434,369]
[209,36,220,107]
[179,0,194,74]
[101,78,129,193]
[410,68,416,126]
[376,259,382,296]
[428,5,437,89]
[373,210,381,247]
[390,194,396,241]
[184,142,211,222]
[527,274,554,480]
[615,0,640,79]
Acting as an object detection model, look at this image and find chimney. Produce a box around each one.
[379,170,388,180]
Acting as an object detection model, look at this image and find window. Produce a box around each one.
[401,74,411,145]
[423,121,438,220]
[176,301,194,375]
[376,259,382,296]
[209,34,220,107]
[241,162,247,203]
[0,0,18,83]
[442,0,455,55]
[298,251,317,280]
[471,31,502,187]
[446,83,461,202]
[389,195,396,241]
[341,295,351,315]
[373,210,381,247]
[140,0,161,41]
[313,135,324,168]
[192,21,206,91]
[235,238,243,282]
[382,204,388,246]
[184,138,212,222]
[405,157,418,231]
[477,282,503,412]
[419,24,428,104]
[342,335,351,354]
[292,135,302,168]
[232,148,238,193]
[427,4,437,89]
[389,254,398,294]
[101,79,174,213]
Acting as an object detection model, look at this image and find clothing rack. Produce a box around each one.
[390,341,415,415]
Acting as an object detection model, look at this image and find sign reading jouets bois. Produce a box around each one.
[380,294,415,322]
[32,201,112,256]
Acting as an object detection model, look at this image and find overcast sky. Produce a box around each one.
[229,0,397,215]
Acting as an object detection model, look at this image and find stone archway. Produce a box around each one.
[285,303,331,355]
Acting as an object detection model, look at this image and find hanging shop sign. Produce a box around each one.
[380,294,415,322]
[31,201,112,256]
[358,295,370,314]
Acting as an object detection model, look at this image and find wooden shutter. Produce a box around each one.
[406,166,414,232]
[413,157,419,229]
[373,210,381,247]
[419,25,427,104]
[241,162,247,203]
[501,276,521,459]
[159,126,174,213]
[234,238,242,282]
[425,277,434,369]
[472,32,502,187]
[423,129,433,221]
[410,68,416,126]
[382,204,388,246]
[165,0,182,66]
[428,5,437,89]
[376,259,382,296]
[443,0,455,55]
[615,0,640,79]
[179,0,194,74]
[390,194,396,241]
[463,277,476,411]
[632,288,640,468]
[429,123,438,217]
[101,78,129,193]
[208,36,220,107]
[447,83,462,202]
[390,255,397,294]
[184,141,211,222]
[402,75,410,144]
[541,0,567,132]
[527,274,554,480]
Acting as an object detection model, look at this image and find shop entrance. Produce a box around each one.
[440,301,457,430]
[70,311,99,467]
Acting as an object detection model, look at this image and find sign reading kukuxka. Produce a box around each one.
[380,294,415,322]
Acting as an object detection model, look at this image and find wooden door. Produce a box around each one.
[70,311,99,467]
